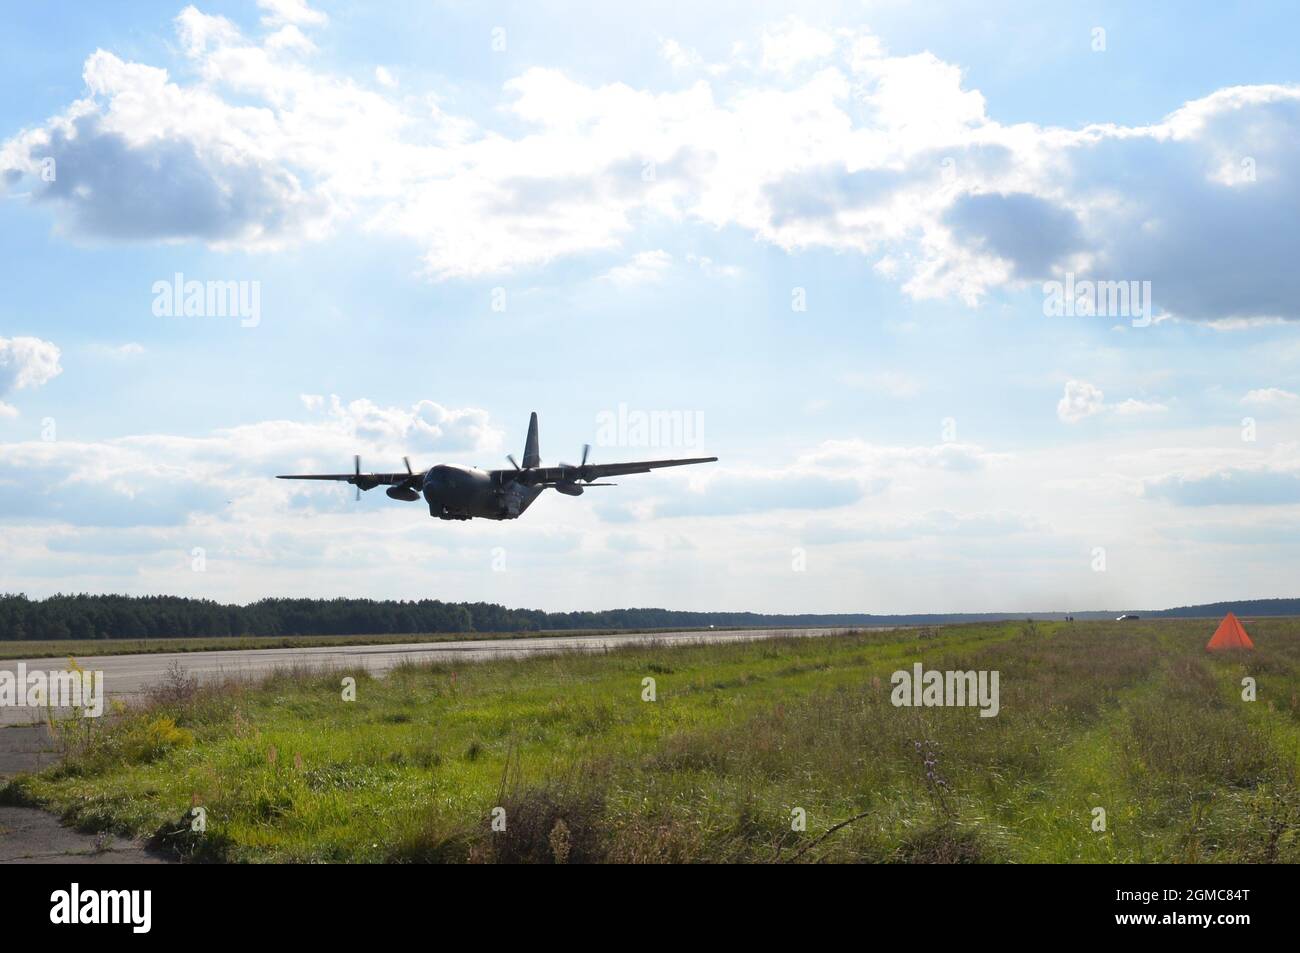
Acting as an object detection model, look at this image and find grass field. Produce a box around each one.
[5,618,1299,863]
[0,626,745,659]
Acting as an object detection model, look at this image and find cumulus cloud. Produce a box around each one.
[659,39,702,72]
[1057,380,1166,423]
[1242,387,1299,406]
[943,192,1084,280]
[684,253,741,278]
[3,8,1299,321]
[295,394,502,455]
[0,336,62,415]
[1057,380,1104,422]
[257,0,327,28]
[759,16,837,74]
[598,250,673,286]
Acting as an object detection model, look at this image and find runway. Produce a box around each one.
[0,627,870,725]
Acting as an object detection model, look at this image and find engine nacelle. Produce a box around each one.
[554,482,584,496]
[386,485,420,501]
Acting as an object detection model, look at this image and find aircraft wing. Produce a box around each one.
[527,456,717,485]
[276,472,419,488]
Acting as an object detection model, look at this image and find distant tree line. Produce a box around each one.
[2,593,1296,642]
[0,593,885,641]
[1152,598,1300,619]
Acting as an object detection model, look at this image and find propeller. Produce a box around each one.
[558,444,595,483]
[386,456,421,501]
[350,455,383,498]
[507,454,521,470]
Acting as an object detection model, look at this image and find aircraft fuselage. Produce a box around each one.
[422,464,543,520]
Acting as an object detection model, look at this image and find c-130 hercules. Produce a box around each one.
[278,412,717,521]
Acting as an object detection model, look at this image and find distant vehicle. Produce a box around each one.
[278,411,717,521]
[1116,614,1140,621]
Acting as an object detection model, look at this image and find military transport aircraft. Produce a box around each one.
[278,412,717,521]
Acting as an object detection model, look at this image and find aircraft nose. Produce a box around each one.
[423,464,451,496]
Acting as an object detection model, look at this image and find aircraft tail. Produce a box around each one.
[522,411,540,468]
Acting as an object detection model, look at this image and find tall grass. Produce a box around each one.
[4,619,1299,863]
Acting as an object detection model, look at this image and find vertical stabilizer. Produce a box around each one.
[522,412,541,468]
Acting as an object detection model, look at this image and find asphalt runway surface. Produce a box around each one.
[0,723,169,863]
[0,627,871,726]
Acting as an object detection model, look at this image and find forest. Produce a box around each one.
[0,593,880,641]
[2,593,1295,642]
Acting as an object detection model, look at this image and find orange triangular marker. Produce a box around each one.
[1206,611,1255,651]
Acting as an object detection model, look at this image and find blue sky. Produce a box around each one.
[2,0,1298,613]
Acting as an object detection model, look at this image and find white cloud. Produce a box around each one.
[0,336,61,392]
[599,249,673,286]
[759,18,837,74]
[309,395,503,454]
[264,24,316,54]
[3,6,1299,323]
[96,342,145,358]
[1058,381,1167,423]
[1242,387,1299,406]
[374,66,397,89]
[0,336,62,415]
[685,253,741,278]
[1057,380,1105,423]
[257,0,327,28]
[659,38,702,71]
